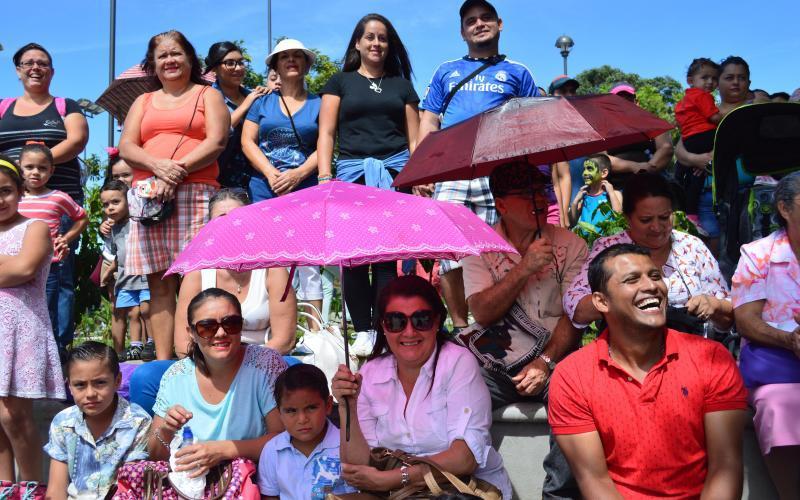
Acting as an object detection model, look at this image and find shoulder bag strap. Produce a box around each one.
[0,98,16,118]
[439,54,506,117]
[278,91,304,149]
[170,85,207,160]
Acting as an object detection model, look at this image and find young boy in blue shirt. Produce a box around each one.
[569,154,623,231]
[258,364,355,500]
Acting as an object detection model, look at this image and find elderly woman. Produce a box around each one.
[119,30,229,360]
[0,43,89,352]
[174,188,297,357]
[332,276,512,499]
[564,172,733,334]
[676,56,752,253]
[148,288,286,473]
[317,14,419,343]
[204,41,268,189]
[732,172,800,499]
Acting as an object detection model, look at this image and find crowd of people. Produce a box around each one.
[0,0,798,498]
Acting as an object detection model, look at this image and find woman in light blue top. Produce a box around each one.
[148,288,287,476]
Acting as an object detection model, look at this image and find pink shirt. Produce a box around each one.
[356,342,512,499]
[18,190,86,262]
[732,229,800,331]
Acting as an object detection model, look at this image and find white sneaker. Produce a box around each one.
[351,330,377,357]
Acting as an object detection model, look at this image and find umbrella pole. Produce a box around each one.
[340,263,351,441]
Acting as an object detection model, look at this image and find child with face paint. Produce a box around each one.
[569,153,622,230]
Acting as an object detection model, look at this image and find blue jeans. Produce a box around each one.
[248,172,317,202]
[697,189,720,238]
[45,216,78,349]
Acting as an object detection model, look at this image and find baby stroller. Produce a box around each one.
[712,102,800,281]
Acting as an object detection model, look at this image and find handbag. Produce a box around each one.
[325,448,501,500]
[294,302,359,387]
[128,87,206,226]
[112,458,259,500]
[0,481,46,500]
[739,341,800,388]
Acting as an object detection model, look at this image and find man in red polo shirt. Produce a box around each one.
[548,243,747,498]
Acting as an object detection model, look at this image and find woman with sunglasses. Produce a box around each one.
[173,188,297,357]
[204,42,268,189]
[331,276,512,499]
[148,287,286,473]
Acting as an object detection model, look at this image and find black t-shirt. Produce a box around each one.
[0,98,84,203]
[320,71,419,160]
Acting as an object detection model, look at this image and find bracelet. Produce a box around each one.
[317,175,333,181]
[154,426,173,450]
[400,465,410,487]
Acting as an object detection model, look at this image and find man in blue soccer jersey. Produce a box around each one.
[418,0,540,331]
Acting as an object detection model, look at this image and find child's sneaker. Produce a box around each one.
[141,340,156,362]
[351,330,377,357]
[125,344,143,361]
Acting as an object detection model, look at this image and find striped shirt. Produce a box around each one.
[19,189,86,262]
[0,98,84,203]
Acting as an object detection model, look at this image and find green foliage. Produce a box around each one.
[573,201,628,248]
[306,50,341,94]
[74,154,108,341]
[575,65,684,126]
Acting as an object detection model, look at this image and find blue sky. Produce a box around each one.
[1,0,797,160]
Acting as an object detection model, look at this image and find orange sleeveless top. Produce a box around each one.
[133,85,219,186]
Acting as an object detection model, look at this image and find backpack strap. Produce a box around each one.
[0,98,16,119]
[0,97,66,119]
[440,54,506,118]
[54,97,66,117]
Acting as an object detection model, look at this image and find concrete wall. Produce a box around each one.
[491,402,778,500]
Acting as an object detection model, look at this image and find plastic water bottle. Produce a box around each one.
[168,426,207,499]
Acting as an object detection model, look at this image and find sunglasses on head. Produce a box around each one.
[191,315,244,339]
[382,310,436,333]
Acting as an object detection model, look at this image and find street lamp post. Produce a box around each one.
[267,0,273,51]
[555,35,574,75]
[108,0,116,147]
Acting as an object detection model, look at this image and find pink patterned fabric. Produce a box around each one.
[167,181,518,275]
[0,219,65,399]
[114,458,259,499]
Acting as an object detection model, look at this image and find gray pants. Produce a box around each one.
[481,369,582,500]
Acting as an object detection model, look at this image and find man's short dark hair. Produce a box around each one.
[588,243,651,294]
[459,0,498,20]
[770,92,790,101]
[489,161,548,198]
[274,363,330,408]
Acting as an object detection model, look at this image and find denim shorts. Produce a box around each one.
[116,288,151,308]
[697,189,720,238]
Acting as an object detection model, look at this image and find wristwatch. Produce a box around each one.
[538,353,556,373]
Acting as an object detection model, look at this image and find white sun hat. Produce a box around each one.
[265,39,316,69]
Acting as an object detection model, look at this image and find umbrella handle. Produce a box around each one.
[340,263,351,441]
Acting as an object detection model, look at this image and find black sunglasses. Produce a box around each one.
[192,315,244,339]
[382,310,436,333]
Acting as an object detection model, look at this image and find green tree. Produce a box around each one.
[574,65,684,124]
[74,154,111,340]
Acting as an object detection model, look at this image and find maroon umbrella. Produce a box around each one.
[393,94,674,187]
[96,64,216,123]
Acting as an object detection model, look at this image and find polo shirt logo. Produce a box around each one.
[681,386,689,397]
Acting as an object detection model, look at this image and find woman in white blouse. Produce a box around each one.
[332,275,512,499]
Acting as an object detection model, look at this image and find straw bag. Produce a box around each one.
[325,448,502,500]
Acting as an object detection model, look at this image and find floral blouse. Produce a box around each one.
[44,397,151,497]
[563,230,730,328]
[731,229,800,332]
